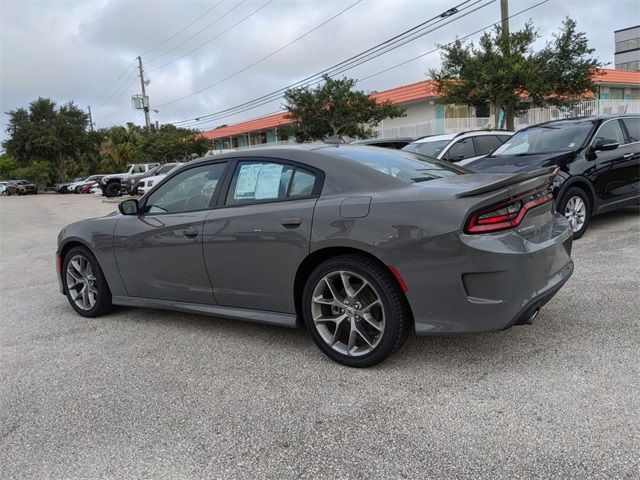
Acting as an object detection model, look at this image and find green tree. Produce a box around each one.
[98,123,144,173]
[140,124,211,163]
[2,98,91,180]
[283,75,406,142]
[429,18,601,130]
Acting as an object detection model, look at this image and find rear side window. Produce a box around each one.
[226,161,318,206]
[444,138,475,161]
[622,117,639,142]
[473,136,503,156]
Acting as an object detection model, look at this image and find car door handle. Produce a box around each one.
[280,217,302,227]
[183,227,199,238]
[623,153,634,158]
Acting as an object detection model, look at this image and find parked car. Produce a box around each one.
[54,177,84,194]
[78,182,98,194]
[0,181,8,195]
[465,115,640,239]
[12,180,37,195]
[100,163,160,197]
[56,145,573,367]
[68,175,106,193]
[350,137,417,149]
[402,130,513,166]
[136,163,183,195]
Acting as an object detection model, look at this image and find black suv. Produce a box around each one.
[465,115,639,238]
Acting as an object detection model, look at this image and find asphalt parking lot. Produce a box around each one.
[1,193,639,479]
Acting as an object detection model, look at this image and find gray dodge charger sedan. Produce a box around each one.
[56,145,574,367]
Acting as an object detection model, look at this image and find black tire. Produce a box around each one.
[74,186,81,193]
[62,246,114,317]
[558,187,591,240]
[104,182,121,198]
[302,254,411,368]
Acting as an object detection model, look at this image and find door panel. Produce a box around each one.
[114,212,215,303]
[202,199,316,313]
[592,119,640,204]
[113,161,229,304]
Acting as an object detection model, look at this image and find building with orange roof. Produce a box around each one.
[204,68,640,151]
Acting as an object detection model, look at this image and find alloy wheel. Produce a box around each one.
[65,254,98,311]
[564,195,586,232]
[311,270,385,357]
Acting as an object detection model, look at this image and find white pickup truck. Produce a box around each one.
[100,163,159,197]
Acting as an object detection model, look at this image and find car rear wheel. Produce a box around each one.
[559,187,591,239]
[302,255,410,367]
[63,247,114,317]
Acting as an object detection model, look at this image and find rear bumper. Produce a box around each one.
[397,213,574,334]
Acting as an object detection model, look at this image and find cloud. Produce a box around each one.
[1,0,637,139]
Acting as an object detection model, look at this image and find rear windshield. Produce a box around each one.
[402,139,450,158]
[333,148,463,183]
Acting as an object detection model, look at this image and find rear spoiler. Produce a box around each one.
[455,167,557,198]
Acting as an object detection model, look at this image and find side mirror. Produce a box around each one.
[593,138,619,151]
[118,199,139,215]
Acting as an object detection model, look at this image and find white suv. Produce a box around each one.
[402,130,513,166]
[137,163,183,196]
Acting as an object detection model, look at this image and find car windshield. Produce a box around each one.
[333,148,463,183]
[402,140,450,158]
[492,122,595,155]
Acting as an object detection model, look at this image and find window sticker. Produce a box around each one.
[235,163,262,199]
[254,163,284,199]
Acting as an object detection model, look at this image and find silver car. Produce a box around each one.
[56,145,573,367]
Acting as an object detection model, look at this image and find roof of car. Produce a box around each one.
[411,130,513,144]
[524,114,640,130]
[350,137,415,145]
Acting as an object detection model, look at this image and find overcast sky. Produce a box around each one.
[1,0,639,137]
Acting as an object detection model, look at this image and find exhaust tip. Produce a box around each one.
[525,308,540,325]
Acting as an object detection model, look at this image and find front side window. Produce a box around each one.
[226,161,318,206]
[594,120,626,146]
[444,138,475,161]
[144,162,227,214]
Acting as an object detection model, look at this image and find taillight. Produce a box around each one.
[465,188,553,234]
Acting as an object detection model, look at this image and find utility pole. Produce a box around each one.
[87,106,94,131]
[500,0,514,131]
[137,56,151,130]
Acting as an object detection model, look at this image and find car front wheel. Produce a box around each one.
[63,247,114,317]
[302,255,410,368]
[104,182,121,197]
[559,187,591,239]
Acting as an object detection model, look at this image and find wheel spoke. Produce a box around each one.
[362,298,381,314]
[352,320,374,348]
[362,313,383,332]
[339,272,356,297]
[324,278,342,303]
[351,280,369,299]
[313,295,337,307]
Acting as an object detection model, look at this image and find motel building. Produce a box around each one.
[203,69,640,152]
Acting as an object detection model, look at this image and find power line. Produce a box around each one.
[147,0,274,73]
[187,0,551,130]
[156,0,364,108]
[179,0,549,130]
[140,0,225,57]
[89,59,136,106]
[357,0,551,84]
[145,0,249,65]
[170,0,484,126]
